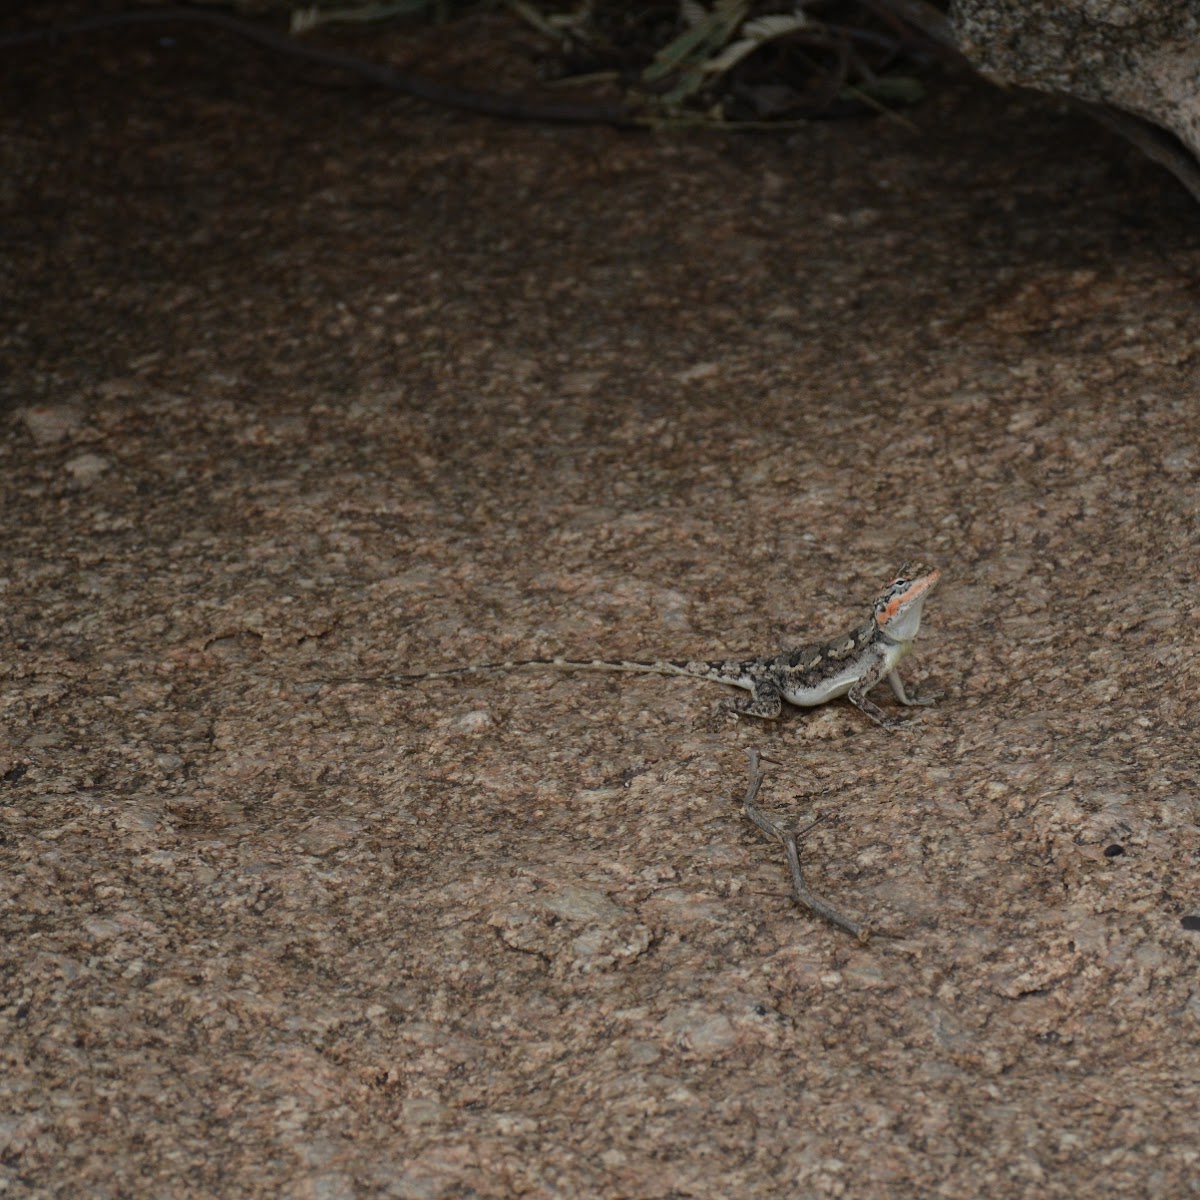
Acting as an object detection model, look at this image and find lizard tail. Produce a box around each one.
[325,657,738,685]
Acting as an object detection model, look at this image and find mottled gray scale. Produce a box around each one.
[787,648,818,669]
[337,563,940,729]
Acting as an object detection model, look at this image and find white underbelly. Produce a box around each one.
[782,639,909,708]
[782,665,861,707]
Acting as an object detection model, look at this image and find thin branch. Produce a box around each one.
[741,749,871,942]
[868,0,1200,205]
[0,7,632,125]
[1074,98,1200,206]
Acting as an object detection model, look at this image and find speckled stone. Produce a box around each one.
[2,5,1200,1197]
[952,0,1200,157]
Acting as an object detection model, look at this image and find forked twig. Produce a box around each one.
[742,748,871,943]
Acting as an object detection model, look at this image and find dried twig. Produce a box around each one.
[0,7,631,125]
[1074,99,1200,207]
[741,748,870,942]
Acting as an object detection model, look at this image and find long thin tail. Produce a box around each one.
[324,656,737,686]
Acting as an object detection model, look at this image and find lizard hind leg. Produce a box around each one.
[729,683,783,720]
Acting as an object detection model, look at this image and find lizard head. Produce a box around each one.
[873,563,940,641]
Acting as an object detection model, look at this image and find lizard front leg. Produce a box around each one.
[847,647,904,729]
[887,669,937,708]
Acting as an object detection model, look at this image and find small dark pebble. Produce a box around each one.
[1103,844,1124,858]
